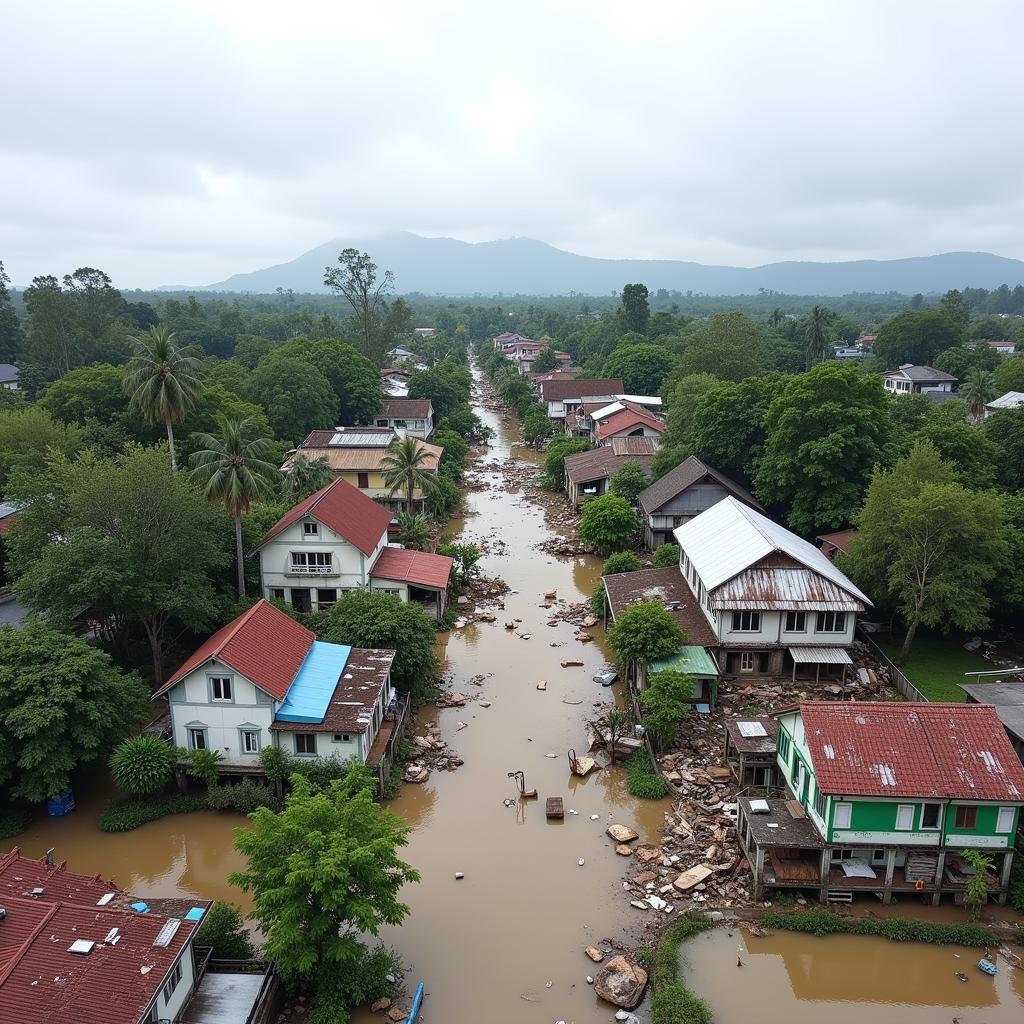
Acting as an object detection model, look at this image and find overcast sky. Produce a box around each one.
[3,0,1024,289]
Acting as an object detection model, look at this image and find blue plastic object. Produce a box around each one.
[130,901,150,913]
[405,982,424,1023]
[184,907,205,921]
[47,789,75,816]
[978,958,998,976]
[275,642,351,723]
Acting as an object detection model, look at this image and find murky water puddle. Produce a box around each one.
[686,926,1024,1022]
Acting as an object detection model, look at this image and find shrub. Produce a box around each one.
[626,750,670,799]
[640,670,693,748]
[602,551,643,575]
[758,908,999,947]
[0,804,33,840]
[99,795,205,832]
[590,582,606,618]
[609,460,650,503]
[188,748,222,787]
[258,745,293,784]
[1010,835,1024,913]
[578,494,640,554]
[608,599,687,667]
[109,735,179,796]
[205,780,281,815]
[651,543,680,568]
[194,901,257,960]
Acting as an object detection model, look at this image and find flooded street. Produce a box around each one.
[686,926,1024,1023]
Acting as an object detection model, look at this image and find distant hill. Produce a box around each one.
[179,232,1024,297]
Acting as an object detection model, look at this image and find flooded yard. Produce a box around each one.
[686,925,1024,1023]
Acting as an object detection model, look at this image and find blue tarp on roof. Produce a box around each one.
[275,641,351,723]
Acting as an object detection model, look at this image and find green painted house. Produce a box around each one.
[736,701,1024,904]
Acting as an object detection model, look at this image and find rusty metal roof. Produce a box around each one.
[674,496,870,606]
[711,568,864,611]
[601,567,717,645]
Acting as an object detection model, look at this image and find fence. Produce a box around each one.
[857,627,929,703]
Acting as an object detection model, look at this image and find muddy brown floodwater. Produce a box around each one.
[686,926,1024,1022]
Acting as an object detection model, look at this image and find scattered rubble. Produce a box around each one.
[594,955,648,1010]
[404,720,463,783]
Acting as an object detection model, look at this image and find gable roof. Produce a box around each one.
[594,407,666,441]
[817,528,858,556]
[986,390,1024,411]
[370,547,454,590]
[638,456,760,516]
[0,363,18,383]
[156,599,314,700]
[882,364,957,383]
[258,477,391,555]
[293,433,442,473]
[610,436,659,458]
[793,701,1024,801]
[378,398,433,420]
[563,446,654,485]
[540,377,624,402]
[673,496,870,605]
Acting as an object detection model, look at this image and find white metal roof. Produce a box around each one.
[986,391,1024,410]
[590,401,624,421]
[615,394,662,406]
[788,646,853,665]
[673,496,871,605]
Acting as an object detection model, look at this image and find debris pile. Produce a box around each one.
[403,720,463,783]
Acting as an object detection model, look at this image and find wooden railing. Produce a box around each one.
[857,627,929,703]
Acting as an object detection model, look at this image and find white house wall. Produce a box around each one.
[716,610,856,646]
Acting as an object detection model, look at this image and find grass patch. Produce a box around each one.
[760,908,1000,947]
[876,631,992,702]
[651,915,714,1024]
[625,749,670,800]
[99,782,280,832]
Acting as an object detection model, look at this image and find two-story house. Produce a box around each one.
[673,496,870,680]
[538,377,624,421]
[373,398,435,439]
[736,701,1024,904]
[154,598,398,769]
[637,455,761,549]
[255,477,453,617]
[284,428,443,513]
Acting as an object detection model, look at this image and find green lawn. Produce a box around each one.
[877,632,994,702]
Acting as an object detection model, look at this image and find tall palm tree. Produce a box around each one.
[802,305,836,367]
[123,325,202,471]
[381,436,435,513]
[284,453,334,498]
[960,367,996,422]
[190,416,281,598]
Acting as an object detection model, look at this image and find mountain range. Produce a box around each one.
[183,232,1024,297]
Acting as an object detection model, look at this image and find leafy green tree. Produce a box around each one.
[532,345,558,373]
[232,334,273,369]
[543,436,591,488]
[0,405,85,496]
[993,356,1024,395]
[602,551,643,575]
[959,367,996,421]
[381,436,436,512]
[603,343,676,394]
[395,512,431,550]
[994,493,1024,617]
[316,590,439,692]
[0,620,148,802]
[607,599,686,667]
[425,474,462,519]
[801,305,836,366]
[495,366,534,415]
[620,283,650,335]
[843,441,1007,662]
[649,443,690,480]
[275,337,382,426]
[873,310,964,369]
[323,249,395,364]
[984,407,1024,489]
[678,312,765,381]
[0,260,24,362]
[762,333,807,374]
[284,454,334,499]
[609,460,650,502]
[188,748,222,788]
[249,354,338,444]
[650,543,680,568]
[179,384,275,458]
[660,372,720,448]
[961,849,994,920]
[231,771,418,1019]
[939,288,972,326]
[406,361,471,421]
[194,902,256,961]
[39,363,138,429]
[9,445,229,686]
[579,494,640,553]
[917,420,999,489]
[640,669,693,748]
[432,428,468,480]
[190,416,281,598]
[436,542,481,586]
[109,734,178,795]
[755,363,891,532]
[123,326,203,471]
[437,407,490,441]
[523,406,554,446]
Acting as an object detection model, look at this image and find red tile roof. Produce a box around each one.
[540,378,624,402]
[796,701,1024,801]
[0,850,119,906]
[156,599,314,700]
[595,407,666,441]
[370,547,454,590]
[258,476,391,556]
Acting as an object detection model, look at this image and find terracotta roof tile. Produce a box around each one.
[594,407,666,441]
[540,378,624,402]
[370,548,454,590]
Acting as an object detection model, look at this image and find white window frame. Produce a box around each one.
[732,611,761,633]
[303,521,319,536]
[752,766,771,788]
[895,803,915,830]
[210,676,232,702]
[163,960,182,1005]
[833,802,852,830]
[921,802,942,830]
[996,806,1016,833]
[813,784,827,820]
[290,551,332,568]
[295,732,317,756]
[816,611,847,633]
[333,733,352,743]
[240,729,261,755]
[739,651,756,673]
[784,611,806,632]
[187,727,208,751]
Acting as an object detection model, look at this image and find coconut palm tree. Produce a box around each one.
[123,325,202,470]
[190,416,280,597]
[960,367,996,422]
[396,512,431,551]
[284,453,334,498]
[802,305,836,367]
[381,436,436,513]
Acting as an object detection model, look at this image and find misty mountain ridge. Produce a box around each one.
[179,232,1024,297]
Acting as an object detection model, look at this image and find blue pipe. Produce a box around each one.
[405,981,424,1023]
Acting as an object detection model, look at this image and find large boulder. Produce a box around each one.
[594,955,648,1009]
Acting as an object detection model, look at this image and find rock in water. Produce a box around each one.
[607,823,639,843]
[594,956,649,1010]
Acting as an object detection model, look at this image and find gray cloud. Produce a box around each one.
[3,0,1024,287]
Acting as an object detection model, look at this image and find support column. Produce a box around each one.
[753,845,765,901]
[998,848,1014,904]
[883,848,896,904]
[819,848,830,903]
[932,850,947,906]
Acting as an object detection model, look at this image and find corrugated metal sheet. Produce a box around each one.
[650,645,719,678]
[673,496,870,605]
[712,568,864,611]
[787,646,853,665]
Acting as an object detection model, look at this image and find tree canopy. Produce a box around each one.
[602,342,676,394]
[607,600,687,667]
[578,494,640,554]
[677,312,765,381]
[873,309,964,369]
[249,353,338,444]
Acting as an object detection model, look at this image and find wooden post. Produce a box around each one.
[753,845,765,900]
[998,849,1014,904]
[933,850,946,905]
[883,848,896,904]
[819,848,830,903]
